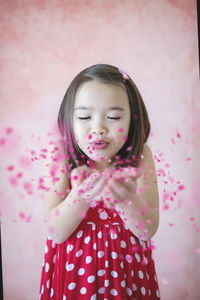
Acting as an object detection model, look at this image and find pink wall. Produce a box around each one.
[0,0,199,299]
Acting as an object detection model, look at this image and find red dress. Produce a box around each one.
[39,200,161,299]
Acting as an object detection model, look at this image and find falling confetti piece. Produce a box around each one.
[5,127,13,134]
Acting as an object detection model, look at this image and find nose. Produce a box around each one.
[90,121,108,136]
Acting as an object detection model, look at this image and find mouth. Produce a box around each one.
[90,140,109,150]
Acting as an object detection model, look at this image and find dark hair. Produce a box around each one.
[58,63,150,170]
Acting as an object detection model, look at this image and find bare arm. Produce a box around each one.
[42,140,105,243]
[110,144,160,241]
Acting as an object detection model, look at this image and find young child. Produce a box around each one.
[39,64,161,299]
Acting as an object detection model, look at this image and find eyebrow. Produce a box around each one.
[74,106,125,111]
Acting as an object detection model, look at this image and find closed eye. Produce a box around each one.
[78,117,91,120]
[107,117,121,120]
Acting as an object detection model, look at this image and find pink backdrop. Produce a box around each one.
[0,0,199,299]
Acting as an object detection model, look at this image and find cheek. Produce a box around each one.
[73,123,88,141]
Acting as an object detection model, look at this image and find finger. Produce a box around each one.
[82,175,107,201]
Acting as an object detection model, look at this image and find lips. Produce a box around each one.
[90,139,109,150]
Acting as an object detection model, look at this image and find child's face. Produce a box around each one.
[73,80,131,167]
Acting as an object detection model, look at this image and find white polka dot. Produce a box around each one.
[120,261,124,269]
[124,224,128,230]
[149,289,151,296]
[110,232,117,239]
[98,231,103,238]
[110,289,118,296]
[105,241,108,247]
[66,263,74,271]
[68,282,76,290]
[141,286,146,295]
[76,249,83,257]
[131,270,134,277]
[53,254,56,263]
[45,262,49,272]
[105,260,109,268]
[111,251,118,259]
[45,245,48,253]
[130,236,136,244]
[156,289,160,297]
[97,269,105,276]
[111,270,118,278]
[121,240,126,248]
[87,275,95,283]
[41,285,44,294]
[63,296,66,300]
[117,225,121,232]
[46,279,50,289]
[93,242,97,250]
[78,268,85,275]
[80,287,87,294]
[98,287,105,294]
[76,230,83,238]
[67,244,73,253]
[126,254,133,263]
[84,236,91,244]
[126,287,132,296]
[132,283,137,291]
[50,288,54,297]
[97,251,104,258]
[154,274,158,282]
[105,279,109,287]
[91,294,96,300]
[86,256,92,264]
[135,253,141,263]
[138,270,144,279]
[121,280,126,287]
[99,211,108,220]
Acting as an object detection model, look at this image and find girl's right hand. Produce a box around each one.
[69,166,107,205]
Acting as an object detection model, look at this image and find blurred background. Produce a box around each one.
[0,0,199,299]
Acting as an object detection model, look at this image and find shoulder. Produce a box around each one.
[141,144,154,163]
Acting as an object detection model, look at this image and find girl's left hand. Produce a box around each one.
[103,167,142,208]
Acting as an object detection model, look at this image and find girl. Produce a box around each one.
[39,64,161,299]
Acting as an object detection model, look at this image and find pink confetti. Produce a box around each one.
[123,136,127,142]
[0,138,6,146]
[17,172,23,178]
[126,146,132,151]
[5,127,13,134]
[55,209,60,216]
[171,138,175,144]
[118,128,124,133]
[7,165,14,171]
[186,157,191,161]
[88,134,93,140]
[19,212,25,219]
[23,181,33,190]
[178,184,185,191]
[9,176,18,186]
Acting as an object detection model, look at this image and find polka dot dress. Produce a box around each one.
[39,200,161,299]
